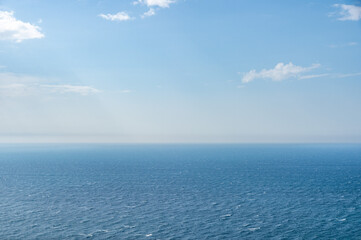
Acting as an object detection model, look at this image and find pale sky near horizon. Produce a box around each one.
[0,0,361,143]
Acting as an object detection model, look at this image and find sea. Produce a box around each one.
[0,144,361,239]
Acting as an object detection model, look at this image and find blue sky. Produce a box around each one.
[0,0,360,143]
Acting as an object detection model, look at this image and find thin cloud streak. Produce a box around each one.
[99,12,132,21]
[335,72,361,78]
[299,73,330,80]
[0,72,101,97]
[42,85,101,95]
[134,0,175,8]
[242,62,320,83]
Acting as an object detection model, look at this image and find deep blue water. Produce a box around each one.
[1,144,361,239]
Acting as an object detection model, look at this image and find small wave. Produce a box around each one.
[93,229,109,233]
[126,205,137,208]
[123,225,136,229]
[338,218,346,222]
[79,233,93,238]
[347,207,355,212]
[146,233,152,237]
[248,227,260,232]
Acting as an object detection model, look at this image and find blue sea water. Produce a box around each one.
[1,144,361,239]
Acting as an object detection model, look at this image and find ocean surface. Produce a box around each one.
[1,144,361,239]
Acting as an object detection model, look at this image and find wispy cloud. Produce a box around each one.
[0,72,101,97]
[333,4,361,21]
[0,83,32,97]
[142,8,156,18]
[99,12,132,21]
[299,73,330,80]
[242,62,320,83]
[134,0,175,8]
[135,0,176,18]
[42,85,101,95]
[328,42,358,48]
[301,72,361,79]
[120,89,132,93]
[0,72,42,84]
[335,72,361,78]
[0,11,44,42]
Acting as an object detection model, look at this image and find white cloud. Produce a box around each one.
[242,62,320,83]
[0,72,42,84]
[299,73,330,80]
[41,85,101,96]
[328,42,358,48]
[0,73,39,97]
[334,4,361,21]
[120,89,132,93]
[134,0,175,8]
[99,12,132,21]
[0,83,32,97]
[335,72,361,78]
[0,11,44,42]
[0,72,101,97]
[142,8,156,18]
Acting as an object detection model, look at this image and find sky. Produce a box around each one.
[0,0,361,143]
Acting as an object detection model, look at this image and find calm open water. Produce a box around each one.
[0,144,361,239]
